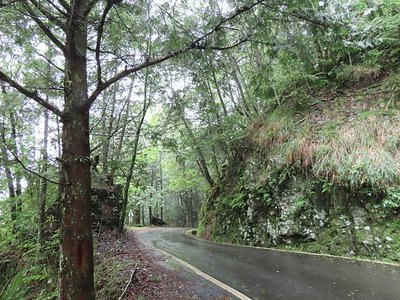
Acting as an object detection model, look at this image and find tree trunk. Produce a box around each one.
[133,208,141,224]
[0,127,16,223]
[101,79,118,175]
[9,112,22,211]
[110,79,134,178]
[148,206,152,225]
[38,108,49,246]
[178,104,214,187]
[59,1,95,298]
[141,204,145,225]
[119,71,150,232]
[1,85,17,223]
[210,67,228,117]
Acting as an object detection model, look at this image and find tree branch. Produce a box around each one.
[46,0,68,17]
[87,48,185,107]
[36,52,65,72]
[87,46,133,65]
[28,0,67,31]
[194,38,249,51]
[55,0,70,13]
[85,0,101,16]
[90,118,133,154]
[150,0,190,35]
[86,0,121,16]
[95,0,114,86]
[1,127,67,186]
[0,0,22,8]
[87,0,266,107]
[118,263,138,300]
[261,3,328,27]
[191,0,266,46]
[23,3,67,53]
[0,70,64,117]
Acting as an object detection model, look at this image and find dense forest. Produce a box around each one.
[1,0,400,299]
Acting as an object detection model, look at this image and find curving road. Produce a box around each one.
[136,227,400,300]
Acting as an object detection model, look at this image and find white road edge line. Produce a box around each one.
[155,247,252,300]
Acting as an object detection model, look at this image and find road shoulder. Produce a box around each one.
[128,228,240,300]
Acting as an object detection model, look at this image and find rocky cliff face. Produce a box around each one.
[200,149,400,261]
[199,103,400,262]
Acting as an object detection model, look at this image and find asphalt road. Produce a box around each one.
[136,227,400,300]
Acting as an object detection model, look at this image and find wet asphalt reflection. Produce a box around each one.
[136,227,400,300]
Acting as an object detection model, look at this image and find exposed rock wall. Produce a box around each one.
[199,140,400,261]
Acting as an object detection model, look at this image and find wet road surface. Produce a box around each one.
[136,227,400,300]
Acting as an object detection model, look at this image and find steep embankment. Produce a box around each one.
[199,68,400,262]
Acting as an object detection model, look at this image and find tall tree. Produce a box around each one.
[119,70,151,232]
[38,107,49,246]
[0,0,268,298]
[175,97,215,187]
[0,122,16,223]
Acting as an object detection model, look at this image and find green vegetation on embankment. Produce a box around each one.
[198,64,400,263]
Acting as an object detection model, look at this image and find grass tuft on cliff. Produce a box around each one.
[248,69,400,191]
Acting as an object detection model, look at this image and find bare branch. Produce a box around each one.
[0,70,64,117]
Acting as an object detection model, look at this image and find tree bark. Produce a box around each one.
[59,1,95,298]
